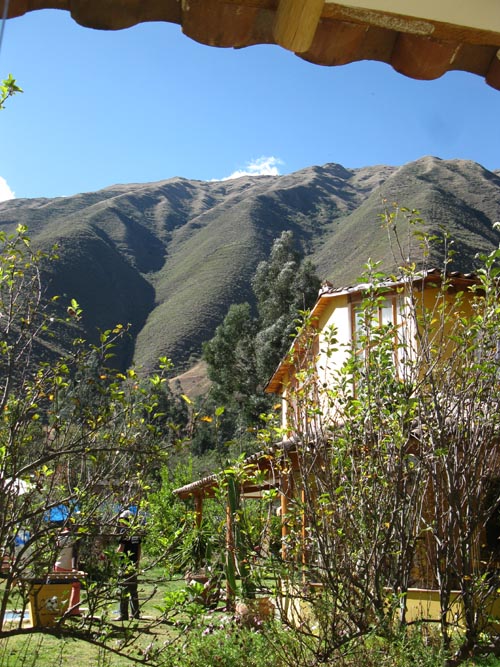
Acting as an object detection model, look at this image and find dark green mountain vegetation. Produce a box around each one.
[0,157,499,382]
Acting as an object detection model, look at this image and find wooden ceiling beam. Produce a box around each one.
[273,0,324,53]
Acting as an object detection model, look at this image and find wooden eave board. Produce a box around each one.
[173,449,281,499]
[7,1,500,89]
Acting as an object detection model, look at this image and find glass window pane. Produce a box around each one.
[381,300,394,326]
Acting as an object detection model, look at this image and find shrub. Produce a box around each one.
[162,618,291,667]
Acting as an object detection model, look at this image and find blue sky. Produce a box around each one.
[0,8,499,201]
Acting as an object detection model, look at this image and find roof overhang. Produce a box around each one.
[173,443,296,500]
[264,268,479,395]
[6,1,500,90]
[173,450,278,500]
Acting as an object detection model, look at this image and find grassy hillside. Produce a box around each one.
[0,157,499,376]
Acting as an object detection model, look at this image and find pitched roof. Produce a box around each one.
[7,1,500,90]
[265,268,479,394]
[173,444,290,499]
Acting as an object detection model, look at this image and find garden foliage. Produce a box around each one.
[257,210,500,666]
[0,226,185,656]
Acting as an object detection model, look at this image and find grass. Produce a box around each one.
[2,564,500,667]
[4,574,500,667]
[0,566,184,667]
[0,633,149,667]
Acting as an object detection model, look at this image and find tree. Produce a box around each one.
[0,226,185,660]
[0,74,22,110]
[201,302,263,446]
[202,231,320,449]
[252,230,320,381]
[203,303,258,403]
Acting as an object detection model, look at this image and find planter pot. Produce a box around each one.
[185,571,220,607]
[27,574,80,627]
[235,597,275,626]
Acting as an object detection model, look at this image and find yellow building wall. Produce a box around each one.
[316,294,352,384]
[280,281,476,432]
[405,588,500,632]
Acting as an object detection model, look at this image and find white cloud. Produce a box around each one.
[219,156,284,181]
[0,177,15,202]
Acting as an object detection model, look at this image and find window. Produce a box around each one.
[352,296,399,347]
[350,295,407,384]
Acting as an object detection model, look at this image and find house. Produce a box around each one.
[175,264,500,631]
[264,265,500,627]
[265,267,478,435]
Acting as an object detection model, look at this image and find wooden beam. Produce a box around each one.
[273,0,324,53]
[194,494,203,528]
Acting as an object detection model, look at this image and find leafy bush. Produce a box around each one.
[354,630,448,667]
[162,618,290,667]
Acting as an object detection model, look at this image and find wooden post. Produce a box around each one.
[194,493,203,528]
[225,478,238,606]
[226,502,233,602]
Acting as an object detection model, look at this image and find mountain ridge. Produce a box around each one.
[1,157,499,373]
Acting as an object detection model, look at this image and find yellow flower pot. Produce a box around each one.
[28,574,77,627]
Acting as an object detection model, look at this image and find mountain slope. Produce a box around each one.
[1,157,499,372]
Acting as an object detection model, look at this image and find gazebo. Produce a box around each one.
[173,444,297,601]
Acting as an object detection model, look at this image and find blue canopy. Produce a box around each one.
[44,504,78,523]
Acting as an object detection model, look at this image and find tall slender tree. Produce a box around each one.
[202,231,320,449]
